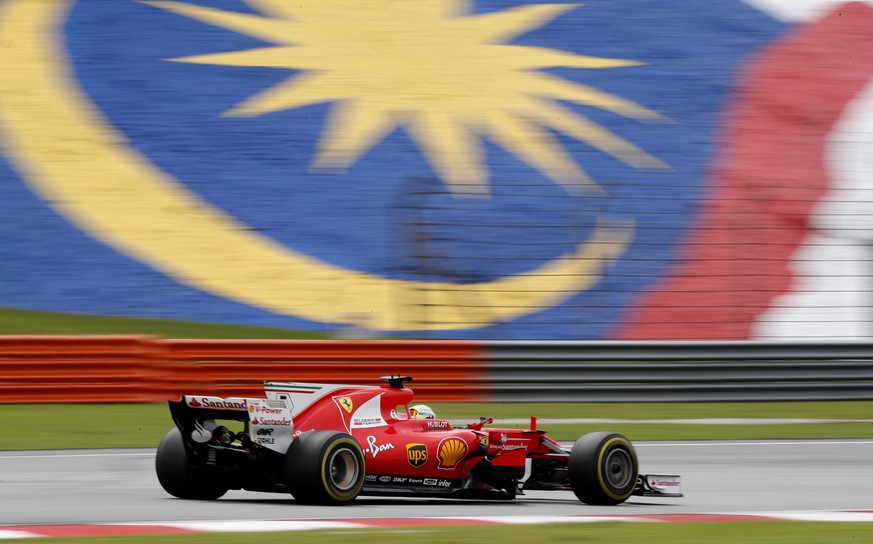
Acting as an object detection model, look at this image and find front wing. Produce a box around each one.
[635,474,683,497]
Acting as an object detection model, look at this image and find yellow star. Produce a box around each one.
[145,0,667,195]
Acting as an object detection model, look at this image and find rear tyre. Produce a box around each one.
[155,427,228,500]
[568,432,638,505]
[285,430,365,505]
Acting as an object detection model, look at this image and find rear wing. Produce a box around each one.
[166,381,378,454]
[168,393,294,454]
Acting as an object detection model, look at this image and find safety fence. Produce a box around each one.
[2,337,873,403]
[0,336,483,403]
[485,341,873,402]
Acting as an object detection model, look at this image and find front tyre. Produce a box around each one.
[155,427,228,500]
[568,432,638,505]
[285,430,365,505]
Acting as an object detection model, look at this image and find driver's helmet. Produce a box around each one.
[409,404,436,420]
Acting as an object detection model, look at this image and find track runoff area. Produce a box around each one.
[2,440,873,538]
[4,511,873,539]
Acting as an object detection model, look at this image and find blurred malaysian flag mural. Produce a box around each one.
[1,0,872,339]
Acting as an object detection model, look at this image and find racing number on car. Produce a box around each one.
[406,443,428,467]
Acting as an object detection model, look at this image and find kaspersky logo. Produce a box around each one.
[406,443,428,468]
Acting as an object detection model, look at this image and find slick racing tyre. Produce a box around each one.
[285,430,365,505]
[568,432,638,505]
[155,427,228,500]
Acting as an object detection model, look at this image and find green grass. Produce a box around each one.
[3,403,172,449]
[3,401,872,450]
[0,306,332,338]
[13,522,873,544]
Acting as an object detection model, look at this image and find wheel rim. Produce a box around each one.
[328,447,360,491]
[603,447,633,490]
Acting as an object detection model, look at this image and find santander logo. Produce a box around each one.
[185,396,248,411]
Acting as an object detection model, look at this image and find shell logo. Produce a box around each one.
[437,437,468,470]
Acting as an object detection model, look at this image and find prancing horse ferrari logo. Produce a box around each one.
[336,397,354,414]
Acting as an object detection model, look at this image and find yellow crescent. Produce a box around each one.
[0,0,633,331]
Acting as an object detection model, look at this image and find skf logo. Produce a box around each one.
[437,438,468,470]
[406,443,428,467]
[337,397,353,414]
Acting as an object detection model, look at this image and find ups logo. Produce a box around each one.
[406,443,428,467]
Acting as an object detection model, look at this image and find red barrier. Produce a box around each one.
[0,337,485,403]
[161,339,485,401]
[0,336,170,402]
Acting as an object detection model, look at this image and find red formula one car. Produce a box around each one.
[156,377,681,505]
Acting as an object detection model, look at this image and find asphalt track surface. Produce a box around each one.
[1,440,872,526]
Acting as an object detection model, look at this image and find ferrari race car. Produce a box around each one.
[156,376,682,505]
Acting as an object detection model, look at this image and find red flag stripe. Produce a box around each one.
[616,2,873,340]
